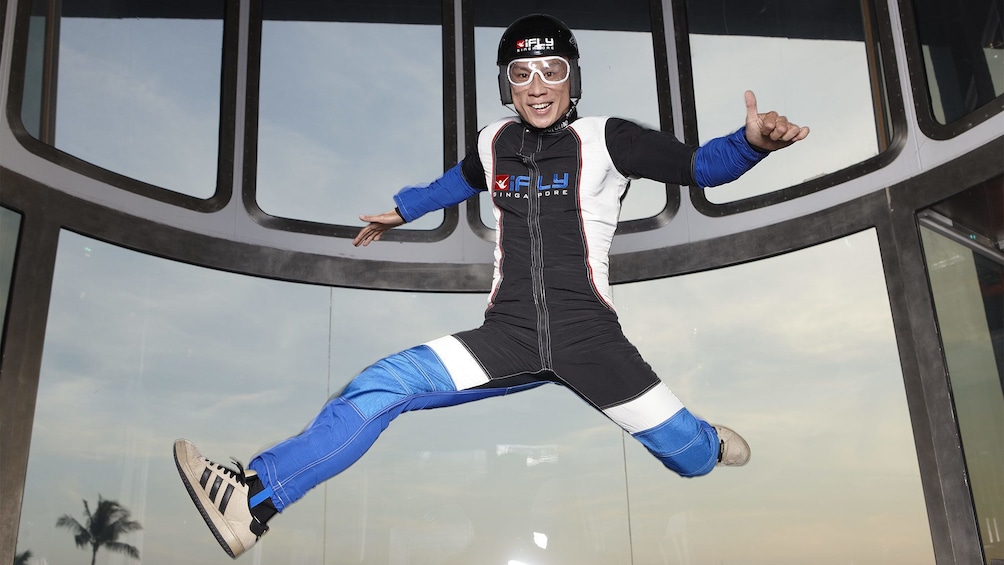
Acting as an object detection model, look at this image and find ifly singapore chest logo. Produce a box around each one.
[493,173,571,200]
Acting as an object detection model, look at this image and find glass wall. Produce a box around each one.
[921,225,1004,562]
[20,0,225,198]
[473,1,669,227]
[616,229,932,563]
[913,0,1004,125]
[687,1,886,204]
[15,228,934,564]
[0,207,21,346]
[255,1,445,230]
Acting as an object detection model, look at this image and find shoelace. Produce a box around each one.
[208,458,248,485]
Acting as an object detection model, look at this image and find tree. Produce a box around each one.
[14,550,32,565]
[56,496,141,565]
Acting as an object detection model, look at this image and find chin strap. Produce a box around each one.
[543,103,579,132]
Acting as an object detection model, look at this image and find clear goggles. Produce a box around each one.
[506,56,571,87]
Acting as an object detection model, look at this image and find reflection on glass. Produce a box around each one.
[256,2,444,229]
[921,226,1004,562]
[617,230,935,563]
[0,207,22,345]
[474,5,668,227]
[46,1,224,198]
[914,0,1004,124]
[21,6,47,140]
[16,228,937,562]
[688,3,881,203]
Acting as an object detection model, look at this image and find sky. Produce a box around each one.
[12,6,939,565]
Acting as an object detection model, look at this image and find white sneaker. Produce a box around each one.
[712,425,751,467]
[173,439,268,558]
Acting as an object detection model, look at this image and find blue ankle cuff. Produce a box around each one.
[250,485,273,508]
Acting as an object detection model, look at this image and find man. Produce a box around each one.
[174,14,809,559]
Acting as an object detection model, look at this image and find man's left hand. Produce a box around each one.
[744,90,810,151]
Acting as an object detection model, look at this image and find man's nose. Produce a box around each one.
[527,74,547,94]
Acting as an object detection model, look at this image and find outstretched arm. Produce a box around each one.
[351,160,482,247]
[743,90,809,151]
[692,90,810,187]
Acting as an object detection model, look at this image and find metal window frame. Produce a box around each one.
[681,0,910,217]
[3,0,238,212]
[240,0,461,242]
[899,0,1004,140]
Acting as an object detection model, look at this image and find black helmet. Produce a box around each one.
[497,14,581,104]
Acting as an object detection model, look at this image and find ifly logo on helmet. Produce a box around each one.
[515,37,555,54]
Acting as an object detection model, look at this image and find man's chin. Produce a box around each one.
[518,110,559,129]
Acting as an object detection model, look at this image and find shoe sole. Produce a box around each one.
[173,440,240,559]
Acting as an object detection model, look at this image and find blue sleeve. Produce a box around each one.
[693,127,769,188]
[392,162,481,223]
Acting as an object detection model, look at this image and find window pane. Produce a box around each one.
[17,231,331,563]
[617,230,935,563]
[922,224,1004,563]
[16,232,632,563]
[914,0,1004,124]
[49,1,224,198]
[688,2,882,203]
[0,207,21,346]
[255,3,444,229]
[474,4,668,228]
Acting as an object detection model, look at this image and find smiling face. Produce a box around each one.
[510,74,572,129]
[507,57,573,129]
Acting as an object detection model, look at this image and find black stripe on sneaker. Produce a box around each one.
[219,484,234,513]
[210,476,222,501]
[200,468,212,489]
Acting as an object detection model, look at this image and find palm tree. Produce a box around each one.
[14,550,32,565]
[56,496,141,565]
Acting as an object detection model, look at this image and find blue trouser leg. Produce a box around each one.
[632,409,719,477]
[247,344,539,511]
[596,380,720,478]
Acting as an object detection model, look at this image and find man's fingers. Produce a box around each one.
[744,90,759,122]
[769,117,789,141]
[761,111,781,134]
[781,124,801,142]
[354,225,379,247]
[352,228,368,247]
[777,124,808,143]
